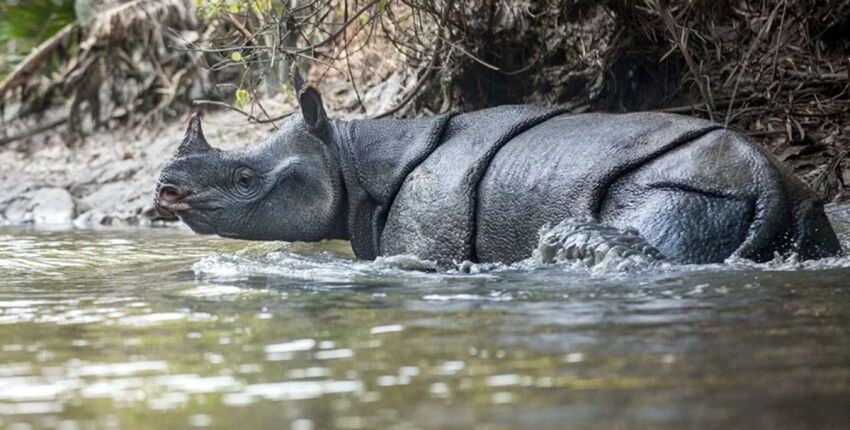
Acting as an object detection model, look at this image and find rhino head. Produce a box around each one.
[154,74,348,242]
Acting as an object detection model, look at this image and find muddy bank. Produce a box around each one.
[0,108,277,228]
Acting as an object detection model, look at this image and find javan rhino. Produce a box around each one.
[155,74,842,267]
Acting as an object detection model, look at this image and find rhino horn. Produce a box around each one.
[176,112,212,156]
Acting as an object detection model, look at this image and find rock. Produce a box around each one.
[30,188,75,225]
[0,175,36,207]
[78,181,134,214]
[3,188,77,225]
[98,160,143,184]
[3,197,32,224]
[364,72,403,115]
[73,210,108,228]
[69,160,142,194]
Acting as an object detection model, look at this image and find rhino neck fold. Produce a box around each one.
[332,114,455,259]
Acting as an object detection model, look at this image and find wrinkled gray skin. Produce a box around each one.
[155,83,842,267]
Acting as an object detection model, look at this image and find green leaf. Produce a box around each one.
[230,51,243,63]
[235,88,251,109]
[0,0,76,44]
[251,0,272,14]
[197,0,225,20]
[0,0,76,74]
[226,2,244,13]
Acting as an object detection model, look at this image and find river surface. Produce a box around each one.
[2,206,850,429]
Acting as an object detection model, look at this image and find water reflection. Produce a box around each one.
[0,223,849,429]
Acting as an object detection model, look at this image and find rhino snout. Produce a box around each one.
[154,183,192,216]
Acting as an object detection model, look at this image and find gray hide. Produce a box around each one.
[156,105,842,267]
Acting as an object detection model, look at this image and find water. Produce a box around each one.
[1,207,850,430]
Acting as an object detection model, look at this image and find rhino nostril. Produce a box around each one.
[158,184,187,203]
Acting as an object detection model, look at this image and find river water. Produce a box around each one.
[1,206,850,429]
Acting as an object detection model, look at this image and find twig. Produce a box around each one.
[0,117,69,146]
[192,100,294,124]
[0,23,77,96]
[656,2,715,121]
[373,0,453,118]
[723,1,783,125]
[295,0,382,53]
[227,13,257,44]
[373,66,436,118]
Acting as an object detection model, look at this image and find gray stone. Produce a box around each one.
[79,181,134,214]
[0,174,36,207]
[73,210,108,228]
[30,188,75,225]
[97,160,143,184]
[70,160,142,192]
[3,197,32,224]
[364,73,403,115]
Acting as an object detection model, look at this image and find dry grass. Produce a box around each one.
[0,0,206,143]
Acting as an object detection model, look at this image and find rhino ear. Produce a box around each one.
[291,64,329,134]
[177,112,212,156]
[298,86,329,133]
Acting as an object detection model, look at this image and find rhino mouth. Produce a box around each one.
[153,181,195,218]
[155,202,219,235]
[154,200,191,217]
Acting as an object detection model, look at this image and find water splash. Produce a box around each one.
[192,241,494,285]
[187,203,850,282]
[533,218,667,274]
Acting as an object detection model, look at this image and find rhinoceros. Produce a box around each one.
[154,74,842,267]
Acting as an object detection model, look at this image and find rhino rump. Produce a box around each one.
[379,109,840,265]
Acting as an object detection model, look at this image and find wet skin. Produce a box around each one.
[156,73,841,265]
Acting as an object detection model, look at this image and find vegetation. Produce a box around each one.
[0,0,204,141]
[0,0,77,76]
[0,0,848,199]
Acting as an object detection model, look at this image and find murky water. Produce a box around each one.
[2,206,850,429]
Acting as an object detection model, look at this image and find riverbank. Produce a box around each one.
[0,106,280,228]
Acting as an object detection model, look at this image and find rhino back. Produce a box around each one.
[475,112,720,263]
[379,109,839,265]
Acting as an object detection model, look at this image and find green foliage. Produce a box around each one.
[0,0,77,45]
[197,0,226,20]
[0,0,77,76]
[234,88,251,109]
[196,0,281,21]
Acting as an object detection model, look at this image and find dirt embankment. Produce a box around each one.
[1,0,848,227]
[414,1,850,202]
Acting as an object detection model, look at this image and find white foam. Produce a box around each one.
[265,339,316,354]
[370,324,404,335]
[72,361,168,377]
[230,380,363,401]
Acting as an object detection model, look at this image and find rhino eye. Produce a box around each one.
[238,171,254,187]
[231,167,259,198]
